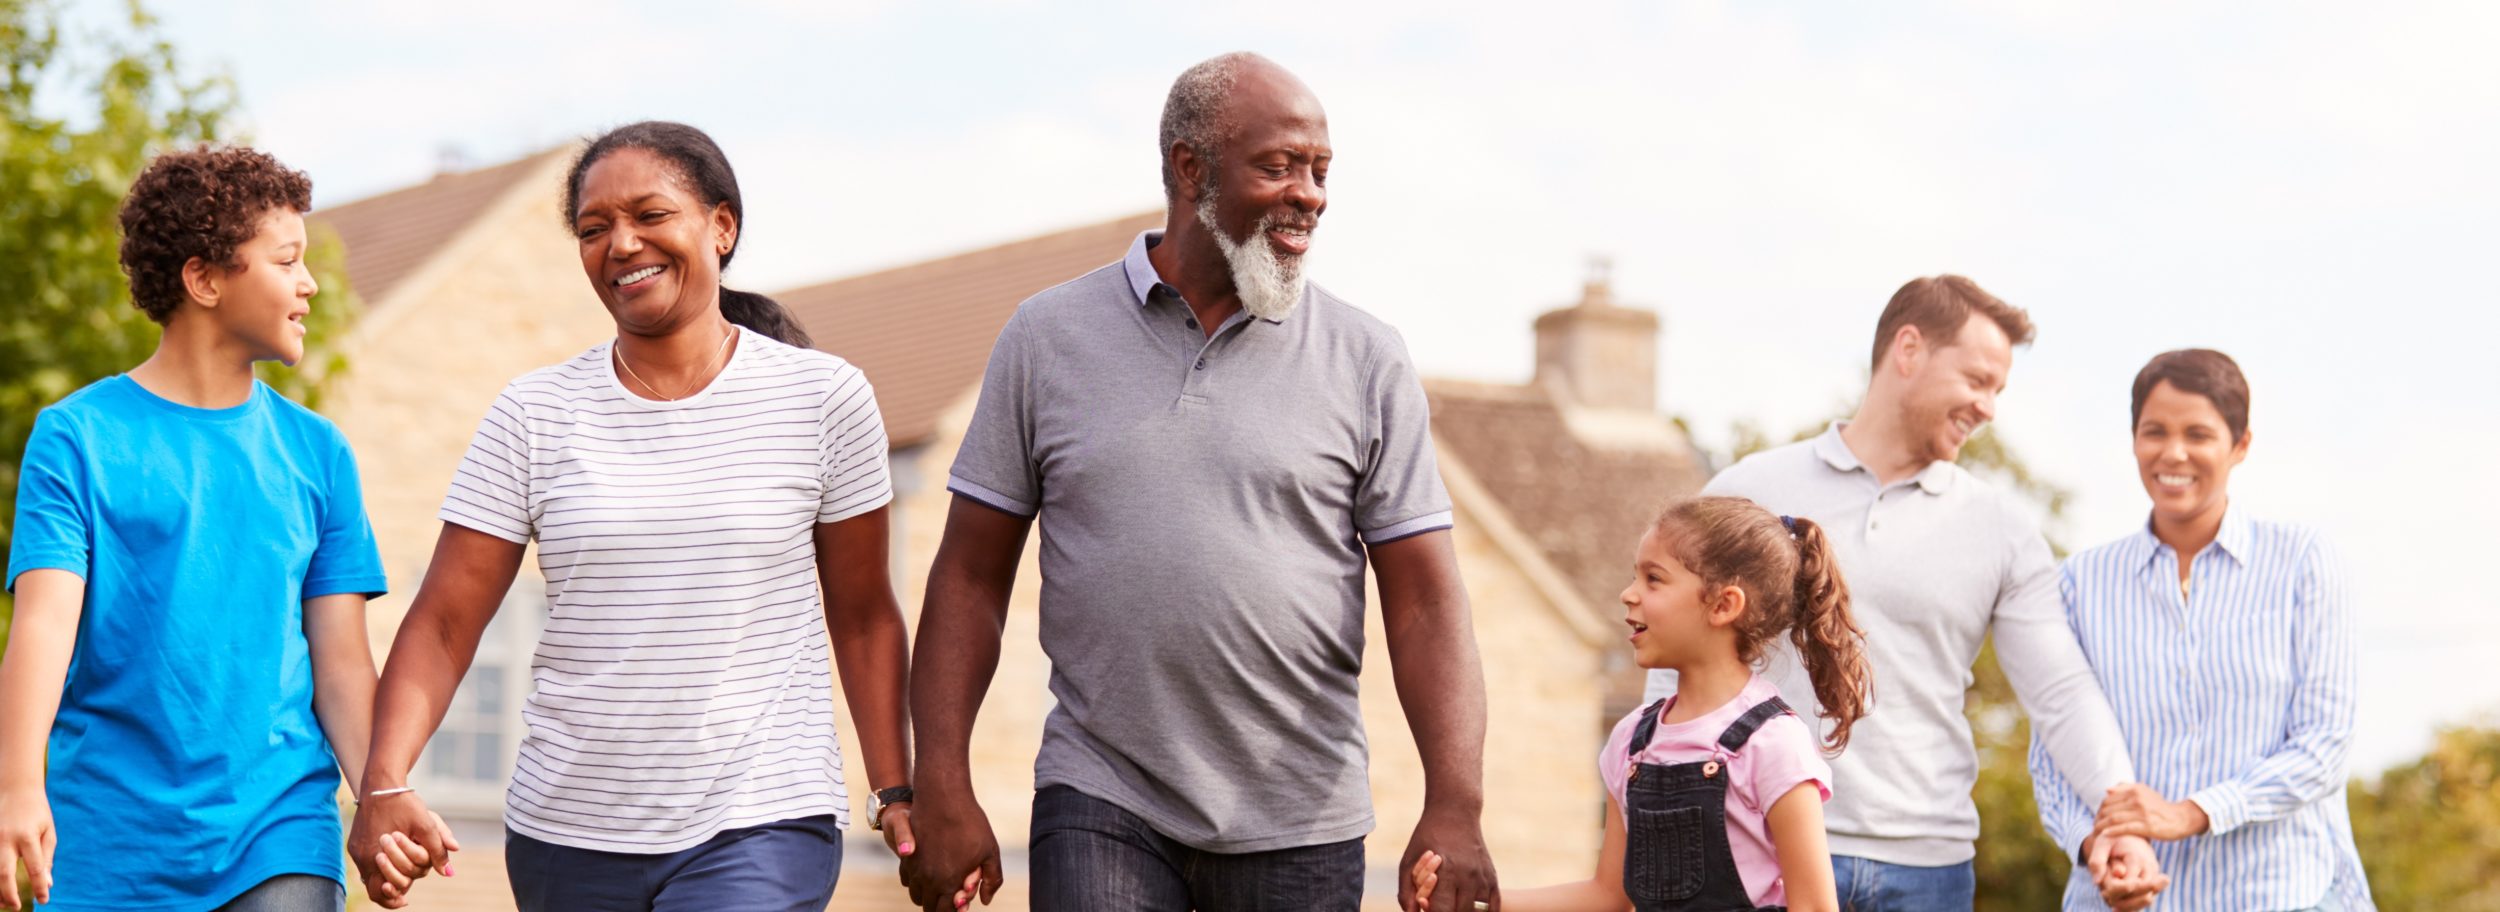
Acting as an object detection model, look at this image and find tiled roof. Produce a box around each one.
[1424,379,1709,618]
[311,149,570,309]
[775,212,1163,448]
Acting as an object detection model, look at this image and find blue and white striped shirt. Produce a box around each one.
[2029,505,2373,911]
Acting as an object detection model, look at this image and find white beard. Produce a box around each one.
[1197,198,1306,321]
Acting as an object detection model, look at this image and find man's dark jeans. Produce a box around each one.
[1029,785,1365,912]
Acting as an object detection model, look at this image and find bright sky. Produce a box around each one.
[80,0,2500,773]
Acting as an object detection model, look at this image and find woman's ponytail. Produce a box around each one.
[719,287,811,348]
[1787,516,1871,752]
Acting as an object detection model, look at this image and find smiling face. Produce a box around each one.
[206,208,318,365]
[571,147,737,335]
[2134,379,2249,530]
[1187,65,1328,319]
[1619,527,1742,670]
[1893,313,2014,463]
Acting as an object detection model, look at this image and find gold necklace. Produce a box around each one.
[617,327,734,401]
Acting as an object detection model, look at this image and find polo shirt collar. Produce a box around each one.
[1814,422,1956,494]
[1122,230,1169,307]
[1118,229,1295,325]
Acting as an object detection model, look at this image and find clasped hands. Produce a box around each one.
[2084,782,2210,911]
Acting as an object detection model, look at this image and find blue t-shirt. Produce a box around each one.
[6,375,387,911]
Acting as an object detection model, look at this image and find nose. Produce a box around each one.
[609,222,643,258]
[1620,583,1639,609]
[1973,390,1998,424]
[2163,437,2189,464]
[1285,168,1325,215]
[301,270,319,299]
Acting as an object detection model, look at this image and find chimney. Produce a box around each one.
[1533,257,1660,412]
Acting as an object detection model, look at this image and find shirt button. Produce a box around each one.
[1194,358,1206,371]
[1186,319,1199,329]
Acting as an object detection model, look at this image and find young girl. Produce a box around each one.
[1416,495,1870,912]
[1,146,399,911]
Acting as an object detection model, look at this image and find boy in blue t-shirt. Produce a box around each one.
[0,147,391,911]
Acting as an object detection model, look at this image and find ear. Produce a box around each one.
[180,255,222,310]
[2229,427,2253,466]
[1707,585,1748,628]
[711,203,738,258]
[1171,141,1210,206]
[1888,324,1926,378]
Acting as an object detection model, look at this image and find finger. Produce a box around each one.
[429,811,463,873]
[385,832,431,878]
[2099,819,2151,842]
[957,868,981,908]
[2,841,25,911]
[375,850,413,892]
[980,853,1004,904]
[888,814,917,857]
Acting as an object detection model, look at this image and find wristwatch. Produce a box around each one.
[868,785,914,831]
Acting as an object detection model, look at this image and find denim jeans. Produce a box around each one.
[1028,785,1365,912]
[507,815,842,912]
[216,874,344,912]
[1832,855,1975,912]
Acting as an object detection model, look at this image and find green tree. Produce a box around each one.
[1,0,358,635]
[1716,414,2076,908]
[2350,721,2500,910]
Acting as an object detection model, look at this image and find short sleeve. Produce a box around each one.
[302,427,388,599]
[1354,331,1453,544]
[947,308,1042,517]
[438,389,537,544]
[1596,708,1642,809]
[7,411,94,591]
[1741,714,1832,813]
[818,364,895,523]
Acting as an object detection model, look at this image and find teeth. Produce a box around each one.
[2157,474,2193,486]
[616,265,662,286]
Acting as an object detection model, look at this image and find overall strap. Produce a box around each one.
[1626,698,1670,756]
[1715,696,1794,753]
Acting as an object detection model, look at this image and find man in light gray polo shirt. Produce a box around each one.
[1647,276,2167,911]
[901,53,1500,912]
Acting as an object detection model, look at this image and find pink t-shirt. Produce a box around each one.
[1599,674,1833,908]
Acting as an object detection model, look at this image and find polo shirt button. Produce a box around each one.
[1186,319,1199,329]
[1195,358,1206,370]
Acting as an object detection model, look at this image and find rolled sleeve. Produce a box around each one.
[1353,331,1452,544]
[947,308,1042,518]
[7,411,94,591]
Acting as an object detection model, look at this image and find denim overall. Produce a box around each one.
[1621,695,1795,912]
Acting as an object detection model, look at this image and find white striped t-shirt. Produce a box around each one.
[439,326,892,853]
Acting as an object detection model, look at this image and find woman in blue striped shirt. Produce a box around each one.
[2028,348,2372,910]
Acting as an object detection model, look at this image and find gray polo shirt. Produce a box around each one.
[1644,423,2134,866]
[948,231,1453,853]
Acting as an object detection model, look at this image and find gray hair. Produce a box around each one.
[1159,52,1270,201]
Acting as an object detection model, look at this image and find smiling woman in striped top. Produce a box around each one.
[344,121,916,912]
[2028,349,2373,912]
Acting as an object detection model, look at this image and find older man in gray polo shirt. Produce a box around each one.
[1646,276,2168,911]
[900,53,1499,912]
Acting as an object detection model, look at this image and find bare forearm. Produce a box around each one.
[306,594,379,795]
[908,572,1007,789]
[0,572,82,791]
[1376,534,1487,811]
[830,608,911,790]
[362,609,474,792]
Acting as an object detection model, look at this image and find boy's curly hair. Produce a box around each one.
[117,146,314,324]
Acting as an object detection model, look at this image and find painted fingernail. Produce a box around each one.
[899,842,913,853]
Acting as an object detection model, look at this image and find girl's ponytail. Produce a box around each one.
[1786,517,1871,751]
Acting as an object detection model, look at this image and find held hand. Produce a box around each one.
[348,790,460,909]
[0,787,56,910]
[1401,808,1498,912]
[2097,783,2210,843]
[2092,834,2170,912]
[896,789,1002,911]
[1408,851,1445,911]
